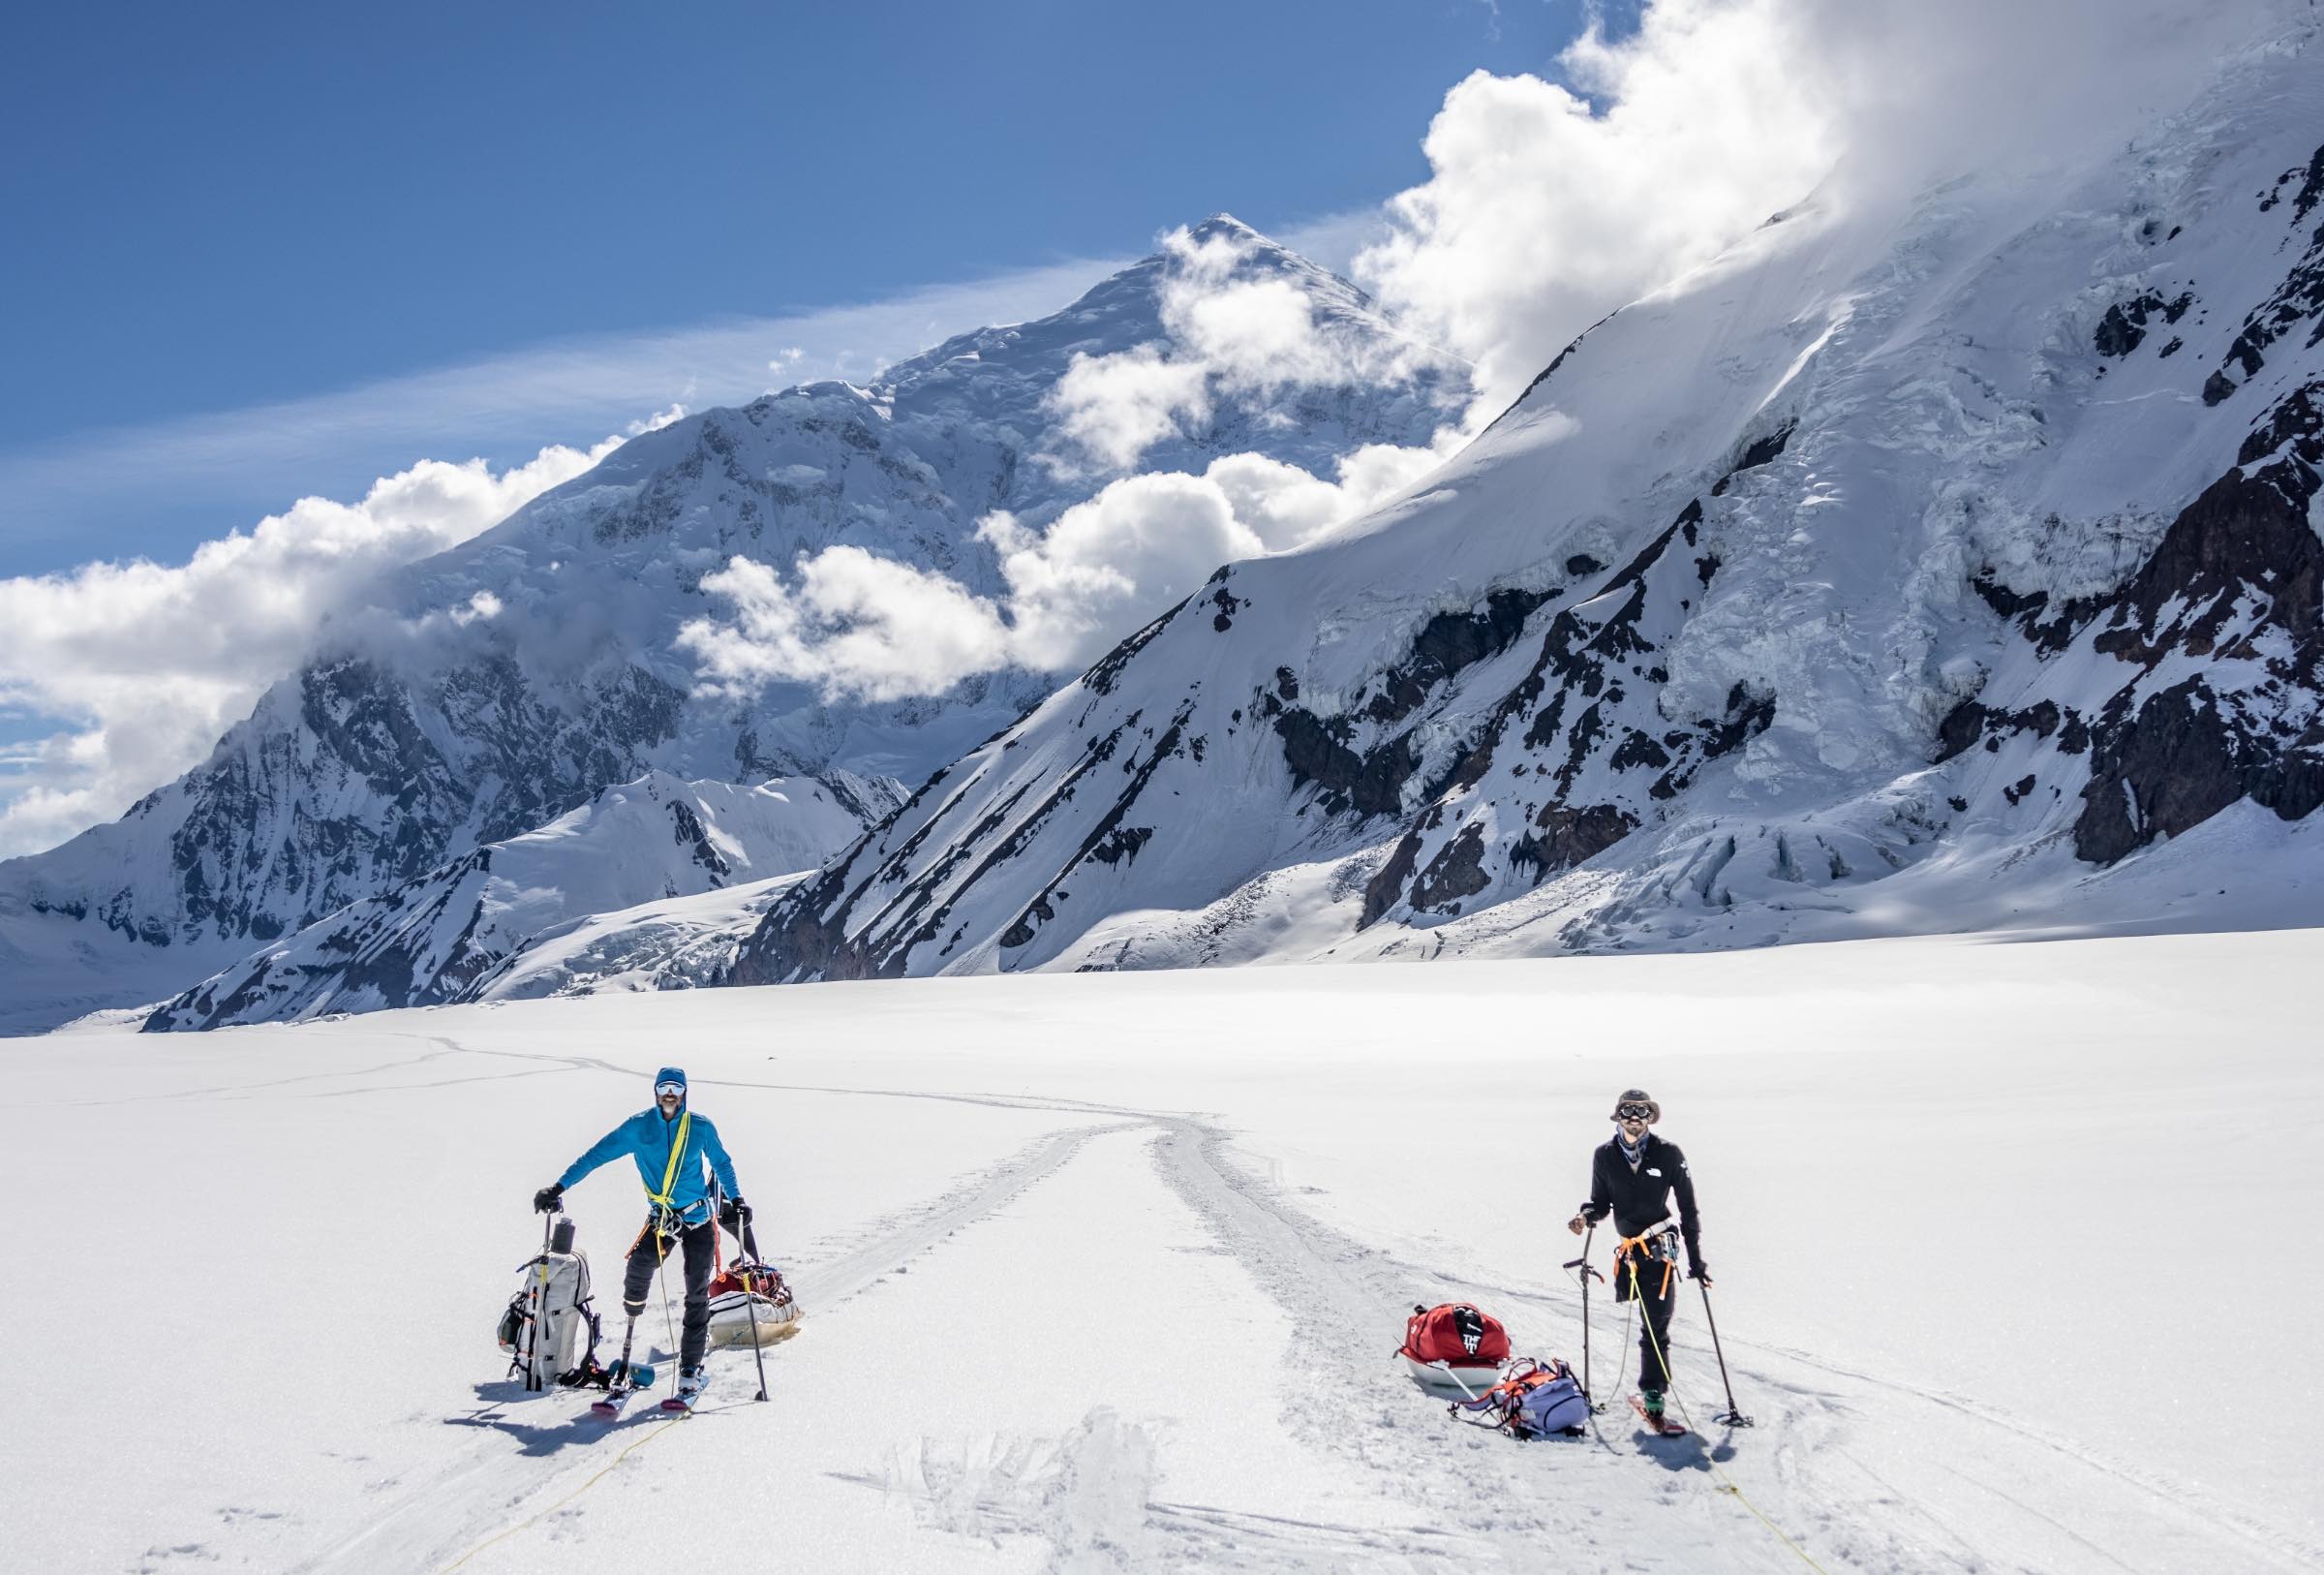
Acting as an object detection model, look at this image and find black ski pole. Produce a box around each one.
[1697,1279,1755,1427]
[727,1185,771,1404]
[1561,1222,1605,1412]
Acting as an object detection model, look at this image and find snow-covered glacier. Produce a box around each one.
[735,23,2324,985]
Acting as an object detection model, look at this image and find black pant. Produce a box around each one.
[624,1217,715,1372]
[1615,1244,1681,1392]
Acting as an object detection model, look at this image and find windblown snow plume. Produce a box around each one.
[1358,0,2298,412]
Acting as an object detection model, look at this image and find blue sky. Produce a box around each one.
[1,0,1620,574]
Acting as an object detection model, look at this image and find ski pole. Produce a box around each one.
[1696,1279,1755,1427]
[719,1180,771,1403]
[742,1257,770,1403]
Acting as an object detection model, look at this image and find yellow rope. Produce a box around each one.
[437,1413,688,1573]
[1628,1258,1831,1575]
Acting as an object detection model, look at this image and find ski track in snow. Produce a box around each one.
[264,1035,2321,1575]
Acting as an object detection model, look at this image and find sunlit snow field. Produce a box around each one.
[7,930,2317,1573]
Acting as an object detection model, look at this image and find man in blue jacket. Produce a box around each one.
[534,1066,749,1403]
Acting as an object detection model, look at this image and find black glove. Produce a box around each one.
[720,1196,753,1229]
[534,1185,564,1214]
[1689,1265,1713,1286]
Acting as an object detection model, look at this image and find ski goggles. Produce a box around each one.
[1614,1103,1656,1122]
[656,1082,686,1100]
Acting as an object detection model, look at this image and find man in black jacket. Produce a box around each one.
[1567,1088,1708,1427]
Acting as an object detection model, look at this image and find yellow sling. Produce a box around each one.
[650,1110,693,1207]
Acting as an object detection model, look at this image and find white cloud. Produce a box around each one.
[1050,347,1214,473]
[681,435,1458,701]
[1357,0,2295,416]
[0,438,617,859]
[679,549,1012,706]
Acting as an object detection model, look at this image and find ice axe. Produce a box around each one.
[1562,1223,1607,1413]
[1697,1278,1755,1428]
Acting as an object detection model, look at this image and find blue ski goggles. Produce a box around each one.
[656,1082,686,1100]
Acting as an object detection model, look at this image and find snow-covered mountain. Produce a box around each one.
[733,26,2324,986]
[143,771,895,1030]
[0,219,1463,1034]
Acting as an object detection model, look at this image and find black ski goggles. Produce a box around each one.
[1614,1103,1656,1122]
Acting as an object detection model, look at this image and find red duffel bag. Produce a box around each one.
[1397,1302,1511,1390]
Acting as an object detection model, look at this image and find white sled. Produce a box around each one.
[708,1288,802,1346]
[1402,1355,1502,1395]
[704,1256,803,1348]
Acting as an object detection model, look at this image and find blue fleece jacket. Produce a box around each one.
[557,1103,740,1221]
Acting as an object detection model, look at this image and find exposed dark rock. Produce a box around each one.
[1936,699,1990,762]
[1086,826,1153,866]
[2238,379,2324,507]
[2046,458,2324,863]
[1519,804,1638,872]
[1273,709,1419,818]
[1710,418,1796,495]
[2095,290,2194,358]
[1363,585,1560,726]
[670,801,731,878]
[1083,599,1187,697]
[1359,832,1423,929]
[1409,822,1491,911]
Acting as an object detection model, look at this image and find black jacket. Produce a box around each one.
[1578,1132,1703,1275]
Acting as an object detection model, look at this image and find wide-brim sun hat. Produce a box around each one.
[1610,1089,1660,1124]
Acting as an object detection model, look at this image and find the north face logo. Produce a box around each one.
[1453,1305,1485,1356]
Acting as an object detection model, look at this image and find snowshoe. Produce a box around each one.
[1630,1393,1689,1436]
